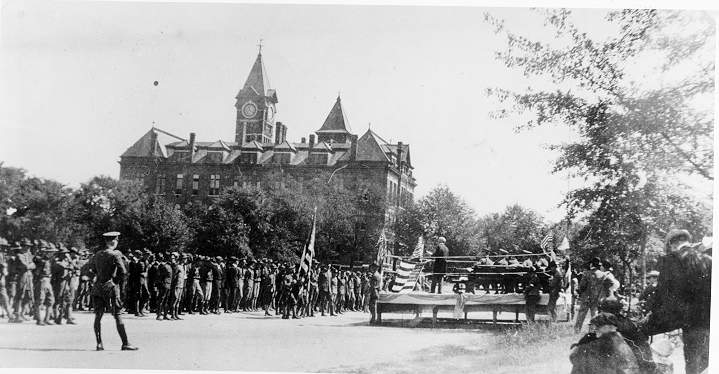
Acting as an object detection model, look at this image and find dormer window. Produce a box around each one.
[308,153,328,165]
[272,153,291,164]
[206,151,224,163]
[241,153,258,164]
[172,150,190,162]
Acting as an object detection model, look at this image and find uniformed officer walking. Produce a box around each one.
[88,232,138,351]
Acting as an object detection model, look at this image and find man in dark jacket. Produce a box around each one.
[523,266,541,323]
[430,236,449,294]
[640,229,710,374]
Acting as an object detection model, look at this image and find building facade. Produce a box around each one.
[119,51,416,250]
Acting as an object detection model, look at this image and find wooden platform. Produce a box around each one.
[376,292,570,327]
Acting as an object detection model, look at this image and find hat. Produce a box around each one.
[646,270,660,278]
[437,236,446,243]
[599,297,622,315]
[590,312,619,328]
[69,247,80,254]
[0,237,9,246]
[102,231,121,238]
[665,229,692,247]
[171,252,179,258]
[56,246,69,254]
[590,257,602,268]
[215,256,223,262]
[21,238,33,247]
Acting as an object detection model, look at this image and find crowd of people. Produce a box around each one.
[0,232,385,350]
[569,229,711,374]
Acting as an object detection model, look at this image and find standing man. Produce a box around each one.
[89,232,138,351]
[11,239,35,323]
[640,229,711,374]
[546,260,565,322]
[33,243,55,326]
[523,266,540,323]
[430,237,449,294]
[368,262,382,325]
[318,264,333,316]
[574,257,605,333]
[638,270,659,315]
[155,253,173,320]
[169,252,186,320]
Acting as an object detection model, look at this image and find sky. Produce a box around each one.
[0,1,713,222]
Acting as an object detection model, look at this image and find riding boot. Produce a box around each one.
[116,322,139,350]
[94,321,103,350]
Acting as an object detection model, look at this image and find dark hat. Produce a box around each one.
[590,257,602,268]
[665,229,692,247]
[599,297,623,315]
[590,312,619,328]
[102,231,121,238]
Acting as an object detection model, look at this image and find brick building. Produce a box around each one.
[119,51,416,249]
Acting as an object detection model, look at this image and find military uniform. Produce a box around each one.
[12,245,36,322]
[33,249,55,325]
[89,232,137,351]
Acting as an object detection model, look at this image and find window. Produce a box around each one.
[307,153,328,165]
[175,174,183,195]
[155,174,166,195]
[240,153,258,164]
[172,151,190,162]
[209,174,220,196]
[207,152,224,163]
[272,153,291,164]
[192,174,199,195]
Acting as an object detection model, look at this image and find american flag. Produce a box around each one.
[390,259,425,293]
[297,207,317,278]
[540,231,554,252]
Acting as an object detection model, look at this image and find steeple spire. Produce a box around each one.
[242,52,270,96]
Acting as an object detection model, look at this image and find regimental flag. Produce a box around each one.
[410,236,425,259]
[557,236,570,253]
[297,207,317,278]
[540,231,554,252]
[376,230,392,274]
[390,259,426,293]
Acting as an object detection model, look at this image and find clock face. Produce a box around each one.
[241,102,258,118]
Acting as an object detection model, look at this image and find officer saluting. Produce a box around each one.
[88,232,138,351]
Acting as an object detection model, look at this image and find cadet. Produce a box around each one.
[89,232,138,351]
[11,239,36,323]
[430,237,449,294]
[33,242,56,326]
[169,252,186,320]
[0,238,11,319]
[318,264,333,316]
[51,245,76,324]
[155,253,173,320]
[368,262,382,324]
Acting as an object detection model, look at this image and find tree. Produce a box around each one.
[414,185,480,257]
[477,204,548,255]
[486,9,714,287]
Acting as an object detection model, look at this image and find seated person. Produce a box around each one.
[570,313,640,374]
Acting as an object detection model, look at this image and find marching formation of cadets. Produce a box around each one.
[0,236,384,326]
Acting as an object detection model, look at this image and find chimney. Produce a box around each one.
[281,124,287,143]
[396,141,403,171]
[350,134,358,161]
[189,132,196,160]
[274,125,282,144]
[308,134,315,161]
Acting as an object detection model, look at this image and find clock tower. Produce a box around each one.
[235,49,278,145]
